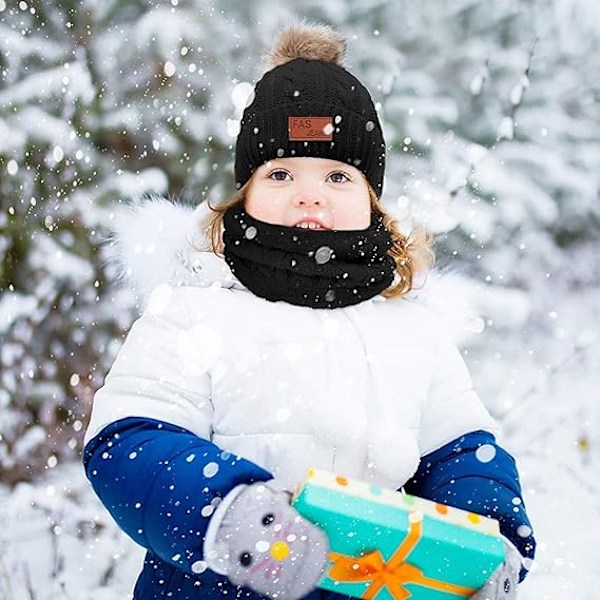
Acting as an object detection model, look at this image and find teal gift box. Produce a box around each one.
[292,469,505,600]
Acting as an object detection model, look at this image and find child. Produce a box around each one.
[84,24,535,600]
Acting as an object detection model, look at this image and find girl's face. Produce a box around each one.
[245,157,371,231]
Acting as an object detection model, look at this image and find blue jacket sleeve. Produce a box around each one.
[83,416,272,574]
[403,430,535,581]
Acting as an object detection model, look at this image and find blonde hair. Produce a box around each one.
[203,185,434,300]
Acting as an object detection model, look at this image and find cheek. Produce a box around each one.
[246,195,287,225]
[332,197,371,230]
[355,205,372,229]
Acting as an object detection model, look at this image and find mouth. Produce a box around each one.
[294,219,331,231]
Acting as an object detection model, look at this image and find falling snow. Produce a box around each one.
[1,2,599,599]
[202,462,219,478]
[191,560,208,574]
[475,444,497,463]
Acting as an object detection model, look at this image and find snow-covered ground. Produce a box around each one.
[2,282,598,600]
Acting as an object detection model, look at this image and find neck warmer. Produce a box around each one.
[222,205,395,308]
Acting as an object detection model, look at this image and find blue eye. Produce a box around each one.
[268,169,292,181]
[327,171,351,183]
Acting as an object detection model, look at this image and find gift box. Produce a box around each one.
[292,469,504,600]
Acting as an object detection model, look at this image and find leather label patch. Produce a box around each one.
[288,117,333,141]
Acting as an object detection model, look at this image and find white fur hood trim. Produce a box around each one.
[106,197,242,306]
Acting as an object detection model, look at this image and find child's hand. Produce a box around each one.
[204,480,329,600]
[471,538,522,600]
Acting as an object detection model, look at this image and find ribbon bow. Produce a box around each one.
[328,519,476,599]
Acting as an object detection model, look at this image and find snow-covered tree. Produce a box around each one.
[0,0,250,480]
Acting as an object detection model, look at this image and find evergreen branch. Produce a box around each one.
[497,36,538,141]
[499,335,600,431]
[560,462,600,500]
[23,561,36,600]
[449,36,539,198]
[0,545,15,600]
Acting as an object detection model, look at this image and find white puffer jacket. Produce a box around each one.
[85,199,498,490]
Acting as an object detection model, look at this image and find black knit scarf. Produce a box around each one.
[222,204,395,308]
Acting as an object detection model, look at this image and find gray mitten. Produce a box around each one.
[471,538,523,600]
[204,480,329,600]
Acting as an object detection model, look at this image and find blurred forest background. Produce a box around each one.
[1,0,599,598]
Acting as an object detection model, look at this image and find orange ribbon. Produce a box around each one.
[328,519,476,599]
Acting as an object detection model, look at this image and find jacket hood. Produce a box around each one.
[105,197,244,306]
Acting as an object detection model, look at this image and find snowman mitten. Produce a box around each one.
[471,537,523,600]
[204,480,329,600]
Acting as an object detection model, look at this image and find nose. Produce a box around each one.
[292,182,327,208]
[270,541,291,561]
[293,193,326,208]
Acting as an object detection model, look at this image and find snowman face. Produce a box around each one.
[220,483,328,596]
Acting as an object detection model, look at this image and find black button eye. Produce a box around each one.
[262,513,275,526]
[239,551,252,567]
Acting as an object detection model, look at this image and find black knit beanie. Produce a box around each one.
[234,25,386,197]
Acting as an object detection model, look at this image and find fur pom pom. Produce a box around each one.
[268,24,347,68]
